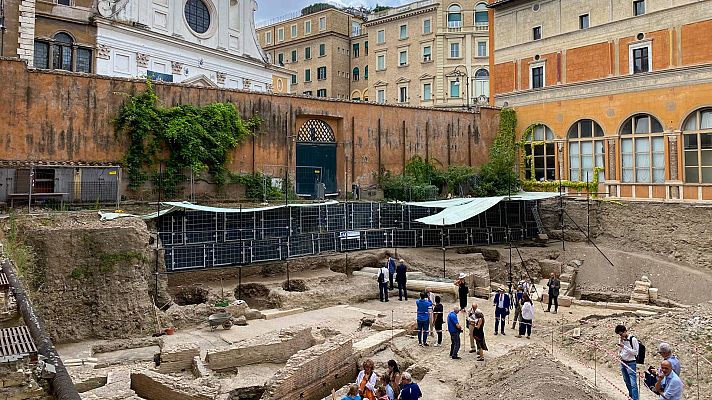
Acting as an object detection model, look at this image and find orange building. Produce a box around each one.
[489,0,712,201]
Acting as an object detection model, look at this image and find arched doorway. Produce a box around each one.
[295,119,337,198]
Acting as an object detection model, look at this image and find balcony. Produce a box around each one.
[474,22,489,32]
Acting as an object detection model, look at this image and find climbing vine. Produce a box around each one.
[473,107,519,196]
[379,156,478,201]
[114,81,262,196]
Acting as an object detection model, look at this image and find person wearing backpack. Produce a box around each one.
[616,324,643,400]
[378,263,390,302]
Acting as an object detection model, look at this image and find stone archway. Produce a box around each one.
[295,119,337,198]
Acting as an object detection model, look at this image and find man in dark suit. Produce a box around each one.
[493,288,510,335]
[546,272,561,314]
[396,259,408,301]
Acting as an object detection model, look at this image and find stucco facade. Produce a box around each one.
[489,0,712,201]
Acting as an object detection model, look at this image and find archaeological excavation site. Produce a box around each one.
[1,197,711,400]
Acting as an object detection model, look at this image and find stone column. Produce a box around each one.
[555,139,565,180]
[606,138,618,197]
[17,0,37,65]
[667,132,681,199]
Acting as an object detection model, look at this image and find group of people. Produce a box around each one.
[338,359,421,400]
[616,324,684,400]
[377,257,409,302]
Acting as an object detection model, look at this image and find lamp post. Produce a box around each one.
[452,65,471,110]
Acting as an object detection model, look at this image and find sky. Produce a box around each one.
[255,0,410,23]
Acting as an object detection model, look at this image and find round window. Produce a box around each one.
[185,0,211,34]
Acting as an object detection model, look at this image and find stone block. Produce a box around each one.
[262,307,305,320]
[191,356,209,378]
[540,294,572,307]
[353,329,405,357]
[473,286,490,299]
[559,273,573,283]
[539,259,562,276]
[130,370,217,400]
[158,342,200,374]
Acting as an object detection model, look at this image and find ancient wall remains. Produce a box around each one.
[204,326,314,371]
[0,58,500,192]
[539,199,712,270]
[261,335,355,400]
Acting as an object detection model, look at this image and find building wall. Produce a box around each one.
[0,58,500,192]
[1,0,22,58]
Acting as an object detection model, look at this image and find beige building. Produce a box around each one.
[365,0,491,108]
[257,7,365,99]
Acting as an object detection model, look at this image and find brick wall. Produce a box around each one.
[261,335,356,400]
[204,326,314,371]
[681,19,712,66]
[130,370,217,400]
[493,61,516,94]
[566,42,611,83]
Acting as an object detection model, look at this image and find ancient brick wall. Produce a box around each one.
[0,58,500,192]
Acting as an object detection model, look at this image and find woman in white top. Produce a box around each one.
[356,359,377,399]
[517,293,535,339]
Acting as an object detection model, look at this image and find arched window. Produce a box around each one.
[474,68,489,99]
[364,65,368,80]
[353,67,359,81]
[351,90,361,101]
[447,5,462,28]
[475,3,489,26]
[568,119,605,182]
[363,88,369,102]
[682,107,712,183]
[33,32,92,72]
[52,33,73,71]
[524,124,556,181]
[619,114,665,183]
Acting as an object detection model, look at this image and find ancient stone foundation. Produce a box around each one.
[261,335,356,400]
[130,370,219,400]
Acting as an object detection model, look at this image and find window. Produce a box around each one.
[633,0,645,16]
[423,83,432,101]
[400,24,408,39]
[303,91,313,96]
[57,0,71,5]
[291,24,297,38]
[450,42,460,58]
[423,46,432,62]
[682,108,712,183]
[291,74,297,85]
[630,44,650,74]
[305,20,312,34]
[278,28,284,42]
[530,65,544,88]
[399,50,408,66]
[353,67,359,81]
[185,0,211,34]
[317,66,327,80]
[475,3,488,25]
[477,41,487,57]
[277,53,284,66]
[533,26,541,40]
[579,14,589,29]
[399,86,408,103]
[33,42,49,69]
[305,46,311,59]
[474,68,489,99]
[352,21,361,36]
[353,43,360,58]
[620,114,665,183]
[319,43,326,56]
[449,80,460,98]
[265,32,272,44]
[76,48,92,73]
[377,89,386,103]
[524,125,556,181]
[319,16,326,30]
[365,41,369,55]
[377,30,385,44]
[317,89,327,97]
[568,119,605,182]
[447,5,462,28]
[305,69,311,82]
[377,54,385,70]
[34,34,92,72]
[423,19,431,34]
[291,50,297,63]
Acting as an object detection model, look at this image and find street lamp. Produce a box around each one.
[452,65,471,110]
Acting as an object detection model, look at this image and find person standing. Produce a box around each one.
[398,372,422,400]
[378,263,390,302]
[493,288,510,335]
[456,273,469,310]
[654,360,683,400]
[616,324,640,400]
[425,287,436,339]
[433,296,444,347]
[511,285,524,330]
[396,259,408,301]
[471,306,487,361]
[415,292,432,346]
[545,272,561,313]
[388,256,396,290]
[447,305,462,359]
[516,293,534,339]
[356,359,377,400]
[385,360,401,400]
[466,303,479,353]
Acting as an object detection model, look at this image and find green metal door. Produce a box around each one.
[295,120,337,198]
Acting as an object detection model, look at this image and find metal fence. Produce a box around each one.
[159,200,541,271]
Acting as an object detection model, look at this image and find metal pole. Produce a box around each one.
[594,340,597,387]
[442,218,446,279]
[507,184,512,294]
[465,71,470,110]
[155,163,161,305]
[116,168,122,210]
[190,169,194,202]
[697,347,700,400]
[285,165,289,291]
[559,177,564,251]
[586,172,590,242]
[28,164,34,213]
[238,267,242,300]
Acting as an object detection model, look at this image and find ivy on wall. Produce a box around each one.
[473,107,520,196]
[114,81,262,197]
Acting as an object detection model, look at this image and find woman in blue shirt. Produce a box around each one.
[415,292,432,346]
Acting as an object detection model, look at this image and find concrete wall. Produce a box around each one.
[0,58,500,193]
[539,198,712,271]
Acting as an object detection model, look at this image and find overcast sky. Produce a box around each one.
[255,0,410,23]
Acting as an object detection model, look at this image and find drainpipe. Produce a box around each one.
[1,258,81,400]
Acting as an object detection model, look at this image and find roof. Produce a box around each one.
[487,0,530,9]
